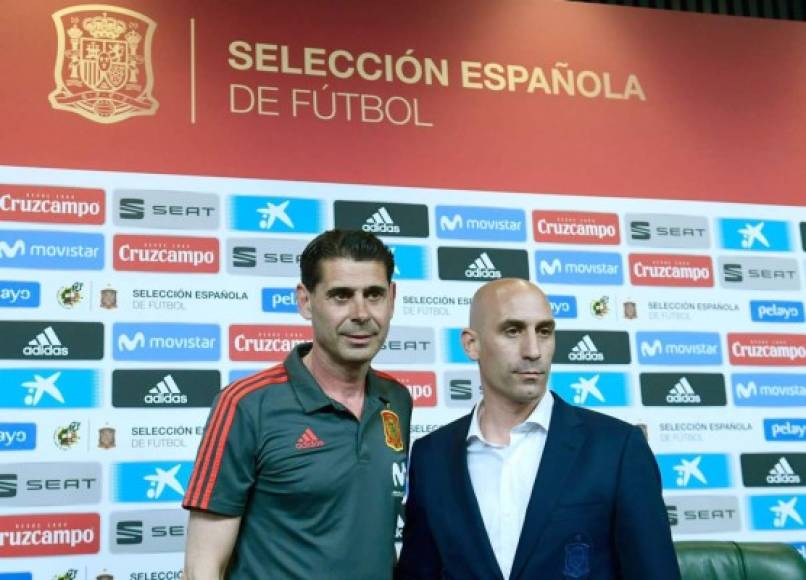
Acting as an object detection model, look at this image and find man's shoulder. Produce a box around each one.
[219,364,293,407]
[554,394,638,438]
[414,412,471,452]
[371,369,414,407]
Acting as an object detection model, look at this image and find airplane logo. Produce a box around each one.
[738,222,770,249]
[257,200,294,230]
[571,374,605,404]
[21,371,64,406]
[673,456,708,487]
[771,497,803,528]
[143,464,185,499]
[440,214,463,231]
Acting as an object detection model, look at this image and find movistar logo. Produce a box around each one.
[118,332,146,352]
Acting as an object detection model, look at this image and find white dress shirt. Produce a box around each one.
[466,391,554,579]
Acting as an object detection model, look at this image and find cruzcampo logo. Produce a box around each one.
[380,409,404,452]
[49,5,158,123]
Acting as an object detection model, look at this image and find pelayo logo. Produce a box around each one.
[764,419,806,442]
[0,281,39,308]
[750,300,805,323]
[0,185,104,225]
[0,230,103,270]
[0,423,36,451]
[548,295,578,319]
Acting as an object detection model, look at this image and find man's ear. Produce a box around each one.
[389,281,396,317]
[296,283,312,321]
[461,328,480,361]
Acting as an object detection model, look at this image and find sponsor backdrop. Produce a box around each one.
[1,0,805,577]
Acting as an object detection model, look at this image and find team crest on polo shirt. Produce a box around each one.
[380,409,404,452]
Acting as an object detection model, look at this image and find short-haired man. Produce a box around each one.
[184,230,412,579]
[399,278,680,580]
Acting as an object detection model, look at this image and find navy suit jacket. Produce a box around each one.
[398,394,680,580]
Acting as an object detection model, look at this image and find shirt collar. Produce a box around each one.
[467,390,554,444]
[284,342,387,414]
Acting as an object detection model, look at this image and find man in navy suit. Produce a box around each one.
[399,279,680,580]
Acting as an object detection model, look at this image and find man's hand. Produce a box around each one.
[184,510,242,580]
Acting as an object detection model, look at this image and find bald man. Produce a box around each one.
[399,279,680,580]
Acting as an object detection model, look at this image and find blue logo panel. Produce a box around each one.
[535,251,623,285]
[0,574,33,580]
[0,229,104,270]
[0,422,36,450]
[656,454,731,489]
[389,244,429,280]
[750,300,805,323]
[548,295,578,319]
[749,495,806,530]
[550,372,629,407]
[636,331,722,365]
[435,205,526,241]
[0,281,39,308]
[444,328,473,364]
[764,419,806,442]
[115,461,194,503]
[113,323,220,361]
[262,287,298,313]
[229,195,322,233]
[733,374,806,407]
[792,542,806,561]
[0,368,100,409]
[719,218,790,251]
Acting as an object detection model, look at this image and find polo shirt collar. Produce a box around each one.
[284,342,388,413]
[467,390,554,445]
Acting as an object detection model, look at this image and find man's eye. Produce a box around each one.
[366,292,383,302]
[539,327,554,336]
[504,327,520,337]
[333,293,350,302]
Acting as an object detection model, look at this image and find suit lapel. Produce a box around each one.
[509,395,586,580]
[447,412,505,580]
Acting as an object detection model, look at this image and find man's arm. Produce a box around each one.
[614,427,681,580]
[398,439,442,579]
[184,510,242,580]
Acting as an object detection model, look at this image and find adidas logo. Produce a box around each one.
[295,427,325,450]
[362,207,400,234]
[568,334,604,362]
[767,457,801,485]
[22,326,68,357]
[144,374,188,405]
[666,377,701,404]
[464,252,502,279]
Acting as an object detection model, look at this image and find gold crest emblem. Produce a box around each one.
[49,4,158,123]
[380,409,404,452]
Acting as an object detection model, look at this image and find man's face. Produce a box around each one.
[297,258,395,367]
[462,282,555,405]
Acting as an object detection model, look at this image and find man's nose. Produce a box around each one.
[521,332,541,360]
[350,295,370,320]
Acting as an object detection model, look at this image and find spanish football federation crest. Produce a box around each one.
[380,409,404,452]
[49,5,159,123]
